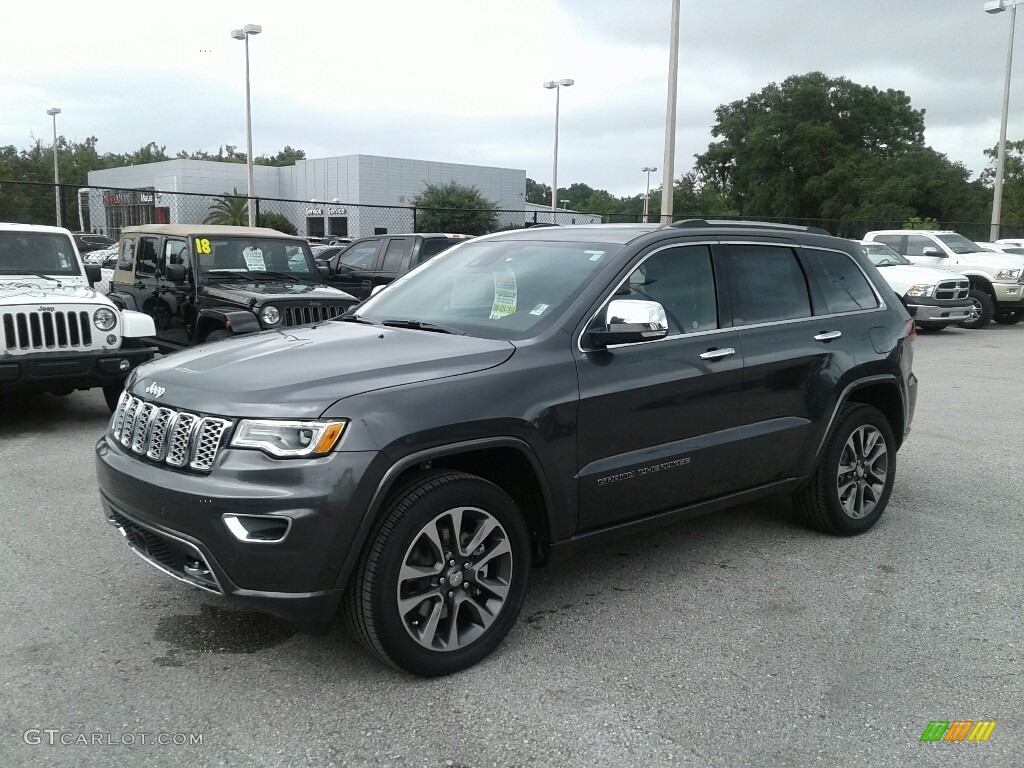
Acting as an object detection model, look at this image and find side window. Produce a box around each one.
[804,250,878,314]
[381,239,413,272]
[118,239,136,271]
[339,242,381,270]
[417,238,455,264]
[623,244,718,334]
[163,239,188,272]
[136,237,160,277]
[722,245,811,326]
[873,235,903,252]
[905,235,938,257]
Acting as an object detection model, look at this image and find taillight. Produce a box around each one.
[904,318,917,341]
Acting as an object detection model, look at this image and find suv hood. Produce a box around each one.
[0,280,104,304]
[204,281,355,303]
[129,322,516,418]
[876,264,968,294]
[947,251,1024,271]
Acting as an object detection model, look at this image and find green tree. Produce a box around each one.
[412,182,498,235]
[526,178,550,205]
[204,189,249,226]
[981,140,1024,228]
[257,211,297,235]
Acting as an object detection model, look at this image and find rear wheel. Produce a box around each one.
[958,289,995,329]
[795,404,896,536]
[346,470,530,677]
[102,382,125,413]
[993,309,1024,325]
[204,329,230,343]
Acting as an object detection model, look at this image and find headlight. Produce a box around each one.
[94,307,117,331]
[995,268,1022,280]
[906,284,935,298]
[231,419,347,458]
[261,305,281,326]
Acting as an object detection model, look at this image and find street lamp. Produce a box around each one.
[661,0,681,224]
[47,107,61,227]
[231,23,262,227]
[543,78,574,216]
[642,166,658,222]
[985,0,1021,240]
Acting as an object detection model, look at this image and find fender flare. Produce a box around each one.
[195,307,262,337]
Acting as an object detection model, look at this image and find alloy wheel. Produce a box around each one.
[835,425,889,519]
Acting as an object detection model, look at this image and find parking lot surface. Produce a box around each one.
[1,324,1021,767]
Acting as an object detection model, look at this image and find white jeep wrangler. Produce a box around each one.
[1,223,157,411]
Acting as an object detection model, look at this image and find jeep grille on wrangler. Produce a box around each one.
[934,279,970,301]
[282,304,346,327]
[1,309,94,351]
[111,392,233,472]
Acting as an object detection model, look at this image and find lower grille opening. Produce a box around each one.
[109,510,221,593]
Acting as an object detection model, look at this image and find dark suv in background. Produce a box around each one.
[321,233,471,300]
[97,220,917,676]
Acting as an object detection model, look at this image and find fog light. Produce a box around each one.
[107,334,117,345]
[119,359,130,371]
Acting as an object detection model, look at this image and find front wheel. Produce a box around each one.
[958,289,995,329]
[102,382,125,413]
[346,470,531,676]
[993,309,1024,325]
[795,404,896,536]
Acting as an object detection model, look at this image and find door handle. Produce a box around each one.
[814,331,842,342]
[699,347,736,360]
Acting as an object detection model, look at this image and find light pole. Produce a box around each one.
[231,23,262,227]
[986,0,1021,240]
[661,0,681,224]
[642,166,658,222]
[47,108,62,226]
[543,78,574,217]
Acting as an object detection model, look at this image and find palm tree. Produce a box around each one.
[204,188,249,226]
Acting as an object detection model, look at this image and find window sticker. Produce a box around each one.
[489,270,518,319]
[585,250,605,262]
[530,303,549,316]
[242,247,266,271]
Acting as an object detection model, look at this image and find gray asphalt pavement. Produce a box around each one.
[1,323,1021,767]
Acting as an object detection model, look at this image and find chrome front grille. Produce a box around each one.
[1,309,94,351]
[111,392,233,472]
[282,303,346,327]
[934,279,969,301]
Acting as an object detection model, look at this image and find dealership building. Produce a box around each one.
[84,155,596,239]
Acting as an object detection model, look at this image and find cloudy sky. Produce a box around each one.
[1,0,1020,197]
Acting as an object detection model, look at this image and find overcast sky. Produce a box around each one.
[1,0,1020,198]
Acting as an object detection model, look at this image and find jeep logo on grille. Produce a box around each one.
[145,382,166,398]
[38,306,55,312]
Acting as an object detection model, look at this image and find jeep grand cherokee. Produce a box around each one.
[96,221,918,676]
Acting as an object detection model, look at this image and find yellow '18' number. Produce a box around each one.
[195,238,211,254]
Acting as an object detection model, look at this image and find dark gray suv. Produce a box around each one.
[96,220,918,676]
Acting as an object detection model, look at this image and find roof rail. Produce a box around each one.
[662,219,832,236]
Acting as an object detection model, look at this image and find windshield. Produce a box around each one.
[352,238,624,340]
[0,231,83,277]
[936,233,985,254]
[861,242,911,267]
[194,235,319,279]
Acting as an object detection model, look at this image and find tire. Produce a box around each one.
[993,309,1024,325]
[795,404,896,536]
[958,289,995,329]
[345,470,531,677]
[205,329,230,342]
[102,382,125,413]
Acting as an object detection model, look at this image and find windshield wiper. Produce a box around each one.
[205,271,252,280]
[250,271,314,281]
[381,319,465,335]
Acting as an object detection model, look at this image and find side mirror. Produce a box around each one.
[921,247,941,256]
[84,264,101,286]
[165,263,187,283]
[587,299,669,348]
[370,284,386,297]
[318,264,331,279]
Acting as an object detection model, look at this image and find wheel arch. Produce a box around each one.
[840,378,906,450]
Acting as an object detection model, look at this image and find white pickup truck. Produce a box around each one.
[1,223,157,411]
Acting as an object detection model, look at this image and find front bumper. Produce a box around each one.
[95,433,385,623]
[905,299,972,325]
[0,346,155,393]
[992,283,1024,308]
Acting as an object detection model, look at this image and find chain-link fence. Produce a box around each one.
[1,179,1017,243]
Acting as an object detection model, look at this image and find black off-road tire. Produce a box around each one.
[993,309,1024,325]
[795,404,896,536]
[345,470,530,677]
[958,289,995,330]
[102,382,125,413]
[204,329,230,343]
